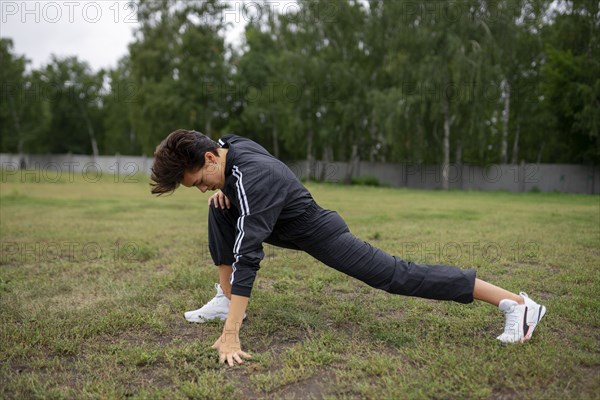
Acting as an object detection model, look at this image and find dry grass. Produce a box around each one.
[1,171,599,399]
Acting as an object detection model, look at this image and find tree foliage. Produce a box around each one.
[1,0,597,172]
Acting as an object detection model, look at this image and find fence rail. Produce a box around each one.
[1,154,598,194]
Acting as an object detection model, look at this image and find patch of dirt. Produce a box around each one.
[154,264,168,272]
[375,308,405,321]
[254,277,276,291]
[8,364,30,374]
[227,367,262,399]
[536,291,554,300]
[267,369,338,400]
[488,388,519,400]
[86,319,216,348]
[123,366,174,394]
[249,334,307,355]
[546,264,561,274]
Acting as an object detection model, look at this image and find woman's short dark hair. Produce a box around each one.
[150,129,219,195]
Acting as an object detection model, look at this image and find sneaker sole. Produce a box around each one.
[184,313,247,323]
[185,315,227,323]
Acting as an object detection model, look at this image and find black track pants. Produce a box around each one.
[208,202,476,304]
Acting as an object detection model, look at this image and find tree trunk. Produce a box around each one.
[442,95,451,190]
[345,144,359,185]
[306,129,314,181]
[416,117,424,164]
[77,99,99,158]
[8,96,25,166]
[511,122,520,164]
[501,79,511,164]
[369,109,378,162]
[319,145,333,182]
[85,118,99,158]
[89,131,99,158]
[455,139,462,190]
[536,141,545,164]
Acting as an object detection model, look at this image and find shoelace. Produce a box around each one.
[205,293,226,307]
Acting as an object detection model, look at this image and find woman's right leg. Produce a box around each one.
[218,264,233,300]
[183,204,239,323]
[190,204,300,322]
[208,203,301,301]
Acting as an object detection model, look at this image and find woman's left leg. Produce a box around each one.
[283,207,477,304]
[474,279,524,306]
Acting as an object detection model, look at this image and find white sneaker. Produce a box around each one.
[184,283,230,323]
[496,292,547,343]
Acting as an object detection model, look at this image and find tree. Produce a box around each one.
[129,0,230,155]
[0,38,48,156]
[103,56,140,155]
[540,0,600,163]
[37,56,105,155]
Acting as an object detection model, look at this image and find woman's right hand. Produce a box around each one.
[209,191,231,209]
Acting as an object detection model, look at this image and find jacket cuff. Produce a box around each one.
[231,285,252,298]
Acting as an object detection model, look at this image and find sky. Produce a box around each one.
[0,0,269,71]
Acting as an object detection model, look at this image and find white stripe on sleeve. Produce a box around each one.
[231,165,250,286]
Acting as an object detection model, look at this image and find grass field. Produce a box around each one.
[1,170,599,399]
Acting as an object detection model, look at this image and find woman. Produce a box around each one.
[151,129,546,366]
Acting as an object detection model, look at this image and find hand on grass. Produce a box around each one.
[208,191,230,209]
[212,332,251,366]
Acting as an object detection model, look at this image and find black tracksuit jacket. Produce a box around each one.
[218,134,312,297]
[214,134,476,303]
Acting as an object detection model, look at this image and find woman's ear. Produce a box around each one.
[205,152,215,163]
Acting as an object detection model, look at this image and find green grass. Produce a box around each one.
[1,172,599,399]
